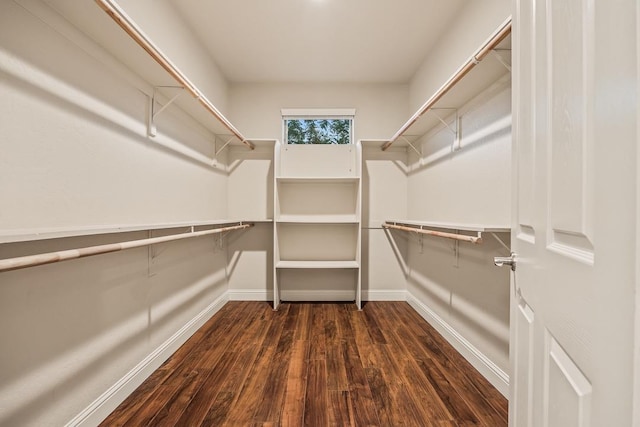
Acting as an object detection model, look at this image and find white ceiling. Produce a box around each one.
[168,0,466,84]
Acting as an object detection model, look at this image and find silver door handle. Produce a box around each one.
[494,252,516,271]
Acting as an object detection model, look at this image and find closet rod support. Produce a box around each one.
[400,136,422,157]
[215,136,237,156]
[430,108,458,136]
[148,86,184,137]
[491,50,512,72]
[153,87,184,119]
[490,232,511,252]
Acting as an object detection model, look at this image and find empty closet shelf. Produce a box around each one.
[276,215,359,223]
[276,260,360,269]
[383,220,510,244]
[276,177,359,183]
[0,222,254,272]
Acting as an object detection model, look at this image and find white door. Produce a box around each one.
[509,0,639,426]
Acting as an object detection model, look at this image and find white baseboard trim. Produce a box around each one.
[228,289,407,303]
[280,290,355,301]
[66,293,229,427]
[363,289,407,301]
[406,292,509,397]
[227,289,271,301]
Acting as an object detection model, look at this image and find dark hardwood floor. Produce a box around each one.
[100,301,507,426]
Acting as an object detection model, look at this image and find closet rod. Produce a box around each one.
[382,18,511,151]
[0,223,253,273]
[95,0,254,151]
[383,223,482,244]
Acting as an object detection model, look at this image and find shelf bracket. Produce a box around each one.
[430,108,458,136]
[215,135,237,157]
[491,49,512,72]
[490,232,511,253]
[399,135,422,158]
[431,108,461,152]
[454,238,460,268]
[148,86,184,137]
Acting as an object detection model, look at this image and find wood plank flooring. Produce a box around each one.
[100,301,507,426]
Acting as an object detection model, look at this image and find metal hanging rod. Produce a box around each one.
[95,0,254,151]
[382,222,482,244]
[0,222,254,273]
[382,18,511,151]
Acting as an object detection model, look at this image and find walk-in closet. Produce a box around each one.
[1,0,639,426]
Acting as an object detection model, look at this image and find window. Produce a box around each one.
[282,109,355,145]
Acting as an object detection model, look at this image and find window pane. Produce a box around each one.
[285,119,352,144]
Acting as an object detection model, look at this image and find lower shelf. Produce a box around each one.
[276,260,359,269]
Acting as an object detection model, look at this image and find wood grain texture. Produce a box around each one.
[100,301,507,426]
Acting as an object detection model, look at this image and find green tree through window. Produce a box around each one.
[285,118,352,144]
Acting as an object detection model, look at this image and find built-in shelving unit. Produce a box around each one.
[273,143,362,310]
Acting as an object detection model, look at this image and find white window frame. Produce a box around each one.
[281,108,356,145]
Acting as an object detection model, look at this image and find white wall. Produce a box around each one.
[0,2,231,425]
[404,88,512,394]
[407,85,512,225]
[226,142,275,300]
[229,82,408,141]
[361,144,409,300]
[402,0,512,395]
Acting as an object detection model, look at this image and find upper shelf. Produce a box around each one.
[383,220,510,245]
[0,219,268,244]
[384,219,510,233]
[383,18,511,150]
[276,177,360,183]
[95,0,253,150]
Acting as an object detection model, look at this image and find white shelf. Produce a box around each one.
[384,219,510,233]
[276,215,359,224]
[276,178,359,220]
[276,176,359,183]
[0,219,263,244]
[276,260,359,269]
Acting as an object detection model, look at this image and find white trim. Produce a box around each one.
[406,292,509,397]
[227,289,407,302]
[66,293,229,427]
[227,289,272,301]
[0,219,263,244]
[230,290,359,303]
[280,290,355,301]
[633,2,640,423]
[281,108,356,117]
[363,289,407,301]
